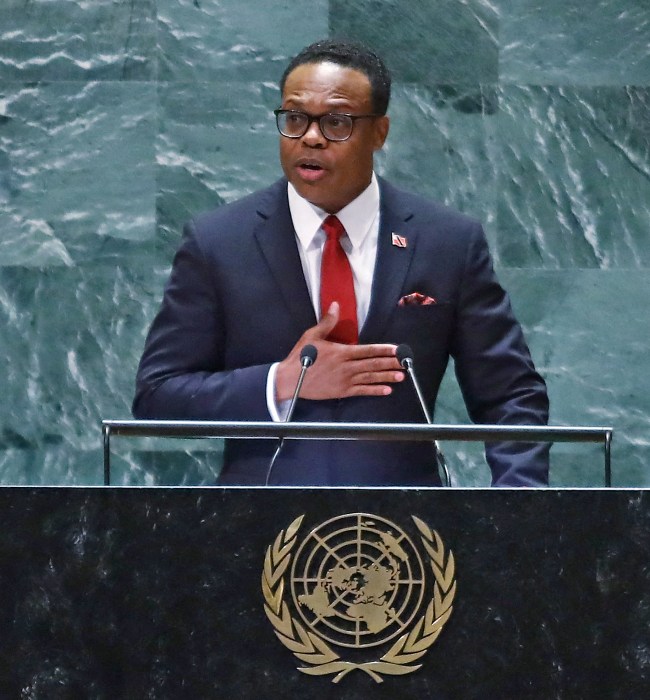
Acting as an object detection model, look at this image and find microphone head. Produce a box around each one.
[396,343,414,369]
[300,344,318,367]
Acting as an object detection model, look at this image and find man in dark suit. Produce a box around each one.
[133,39,549,487]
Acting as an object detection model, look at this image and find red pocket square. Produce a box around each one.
[398,292,437,306]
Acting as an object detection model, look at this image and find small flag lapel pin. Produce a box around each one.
[391,232,408,248]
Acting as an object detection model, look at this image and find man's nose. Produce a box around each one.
[301,119,326,147]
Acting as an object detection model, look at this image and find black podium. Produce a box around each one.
[1,419,636,697]
[0,485,647,698]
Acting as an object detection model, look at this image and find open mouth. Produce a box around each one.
[297,162,327,181]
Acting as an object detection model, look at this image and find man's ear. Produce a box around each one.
[373,115,390,151]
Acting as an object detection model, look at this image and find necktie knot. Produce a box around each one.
[322,215,345,242]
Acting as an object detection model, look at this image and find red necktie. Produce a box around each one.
[320,215,358,344]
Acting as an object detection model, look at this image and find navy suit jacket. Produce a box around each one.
[133,177,549,486]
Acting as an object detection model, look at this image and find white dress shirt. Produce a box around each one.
[266,174,381,419]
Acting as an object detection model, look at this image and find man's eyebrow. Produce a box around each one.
[282,99,356,112]
[281,97,306,108]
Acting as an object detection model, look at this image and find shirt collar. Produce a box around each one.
[288,173,380,250]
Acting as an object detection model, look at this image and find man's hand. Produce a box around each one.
[275,302,404,402]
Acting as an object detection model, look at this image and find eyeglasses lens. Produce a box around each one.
[277,112,353,141]
[321,115,352,141]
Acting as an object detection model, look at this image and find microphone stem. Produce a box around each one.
[405,364,431,425]
[405,362,452,488]
[265,360,310,486]
[285,363,309,424]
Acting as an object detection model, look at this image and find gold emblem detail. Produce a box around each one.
[262,513,456,683]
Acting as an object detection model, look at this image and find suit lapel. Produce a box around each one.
[253,180,317,333]
[360,180,417,342]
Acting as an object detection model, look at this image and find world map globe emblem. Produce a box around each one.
[290,513,427,649]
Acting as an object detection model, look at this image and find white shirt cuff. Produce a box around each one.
[266,362,291,422]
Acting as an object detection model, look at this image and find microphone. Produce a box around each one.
[396,343,451,487]
[265,344,318,485]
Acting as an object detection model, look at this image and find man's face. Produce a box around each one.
[279,62,389,214]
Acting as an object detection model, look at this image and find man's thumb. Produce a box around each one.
[313,301,339,338]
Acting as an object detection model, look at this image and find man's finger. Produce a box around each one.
[342,343,399,360]
[344,384,395,397]
[348,355,403,372]
[351,370,405,386]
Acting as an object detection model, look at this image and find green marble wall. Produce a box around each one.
[0,0,648,486]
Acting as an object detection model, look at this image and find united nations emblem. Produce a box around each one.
[261,513,456,683]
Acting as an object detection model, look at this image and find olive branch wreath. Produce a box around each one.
[261,514,456,684]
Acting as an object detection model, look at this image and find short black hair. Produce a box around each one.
[280,38,391,115]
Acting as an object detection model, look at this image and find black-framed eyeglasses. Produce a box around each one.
[274,109,380,142]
